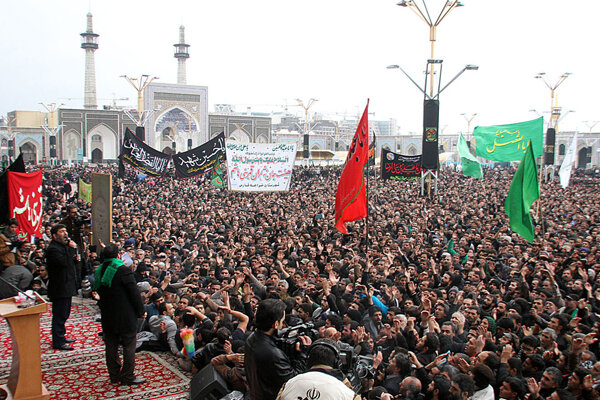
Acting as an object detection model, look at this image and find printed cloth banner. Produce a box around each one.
[120,128,170,178]
[78,178,92,204]
[8,169,43,240]
[226,142,296,192]
[380,149,422,180]
[474,117,543,161]
[173,133,225,179]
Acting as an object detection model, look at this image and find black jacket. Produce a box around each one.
[98,264,145,334]
[244,330,306,400]
[45,240,78,300]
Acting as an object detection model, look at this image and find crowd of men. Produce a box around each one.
[1,162,600,400]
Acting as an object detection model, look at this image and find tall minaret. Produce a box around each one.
[81,13,99,109]
[174,26,190,85]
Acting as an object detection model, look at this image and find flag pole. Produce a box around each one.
[365,129,371,270]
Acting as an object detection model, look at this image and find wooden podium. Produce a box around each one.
[0,292,49,400]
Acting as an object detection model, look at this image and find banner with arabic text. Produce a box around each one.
[8,169,43,240]
[226,142,296,192]
[173,133,225,179]
[474,117,543,161]
[120,128,170,178]
[380,149,422,180]
[78,178,92,203]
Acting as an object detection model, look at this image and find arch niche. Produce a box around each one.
[20,142,37,164]
[63,130,81,161]
[88,124,117,161]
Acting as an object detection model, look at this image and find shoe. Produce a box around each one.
[53,344,74,351]
[65,338,76,343]
[120,377,146,386]
[109,378,120,384]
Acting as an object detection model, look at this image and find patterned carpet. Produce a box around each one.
[0,297,192,399]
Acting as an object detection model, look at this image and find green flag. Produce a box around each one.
[458,133,482,179]
[474,117,543,161]
[504,141,540,243]
[211,162,225,189]
[79,178,92,204]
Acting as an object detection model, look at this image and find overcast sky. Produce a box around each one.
[1,0,599,135]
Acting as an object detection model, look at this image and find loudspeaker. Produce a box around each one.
[190,364,230,400]
[8,140,14,157]
[421,99,439,170]
[172,141,177,152]
[135,126,145,141]
[50,149,56,158]
[303,134,309,159]
[49,136,56,145]
[544,127,556,165]
[188,139,192,150]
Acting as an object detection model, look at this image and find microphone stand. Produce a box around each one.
[0,274,37,302]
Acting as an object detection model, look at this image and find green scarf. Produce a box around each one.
[94,258,123,290]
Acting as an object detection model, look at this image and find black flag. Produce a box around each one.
[0,154,26,225]
[120,128,170,178]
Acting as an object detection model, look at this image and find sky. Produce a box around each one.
[1,0,599,135]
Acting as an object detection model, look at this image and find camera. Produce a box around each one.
[74,212,91,227]
[275,322,320,355]
[7,239,25,250]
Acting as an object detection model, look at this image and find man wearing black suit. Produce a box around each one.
[45,224,78,351]
[95,243,146,386]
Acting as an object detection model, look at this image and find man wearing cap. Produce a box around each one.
[276,338,359,400]
[45,224,79,350]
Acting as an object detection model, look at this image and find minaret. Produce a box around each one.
[174,26,190,85]
[81,13,99,109]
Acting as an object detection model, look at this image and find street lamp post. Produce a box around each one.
[39,102,64,163]
[461,112,477,143]
[296,98,318,162]
[121,74,159,141]
[387,62,477,196]
[393,0,474,197]
[534,72,571,180]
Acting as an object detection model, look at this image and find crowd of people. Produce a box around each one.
[1,161,600,400]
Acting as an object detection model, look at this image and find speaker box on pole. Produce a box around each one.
[421,99,439,170]
[189,364,230,400]
[135,126,145,141]
[303,134,309,159]
[544,127,556,165]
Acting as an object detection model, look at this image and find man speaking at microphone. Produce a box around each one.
[45,224,78,351]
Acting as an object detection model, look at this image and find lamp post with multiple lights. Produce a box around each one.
[389,0,476,196]
[121,74,159,142]
[296,98,318,162]
[461,112,477,143]
[534,72,571,180]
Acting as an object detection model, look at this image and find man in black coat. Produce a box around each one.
[45,224,78,350]
[95,243,146,386]
[244,298,311,400]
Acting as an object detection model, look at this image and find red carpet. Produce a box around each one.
[0,298,191,399]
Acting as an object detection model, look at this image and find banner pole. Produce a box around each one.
[365,133,370,269]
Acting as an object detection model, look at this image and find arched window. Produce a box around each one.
[559,143,565,156]
[92,134,102,143]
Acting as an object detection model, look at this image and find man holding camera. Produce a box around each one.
[276,338,359,400]
[245,298,312,400]
[0,218,19,269]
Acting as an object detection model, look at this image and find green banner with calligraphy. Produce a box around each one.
[473,117,543,161]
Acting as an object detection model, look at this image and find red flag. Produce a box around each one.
[335,100,369,234]
[8,169,43,240]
